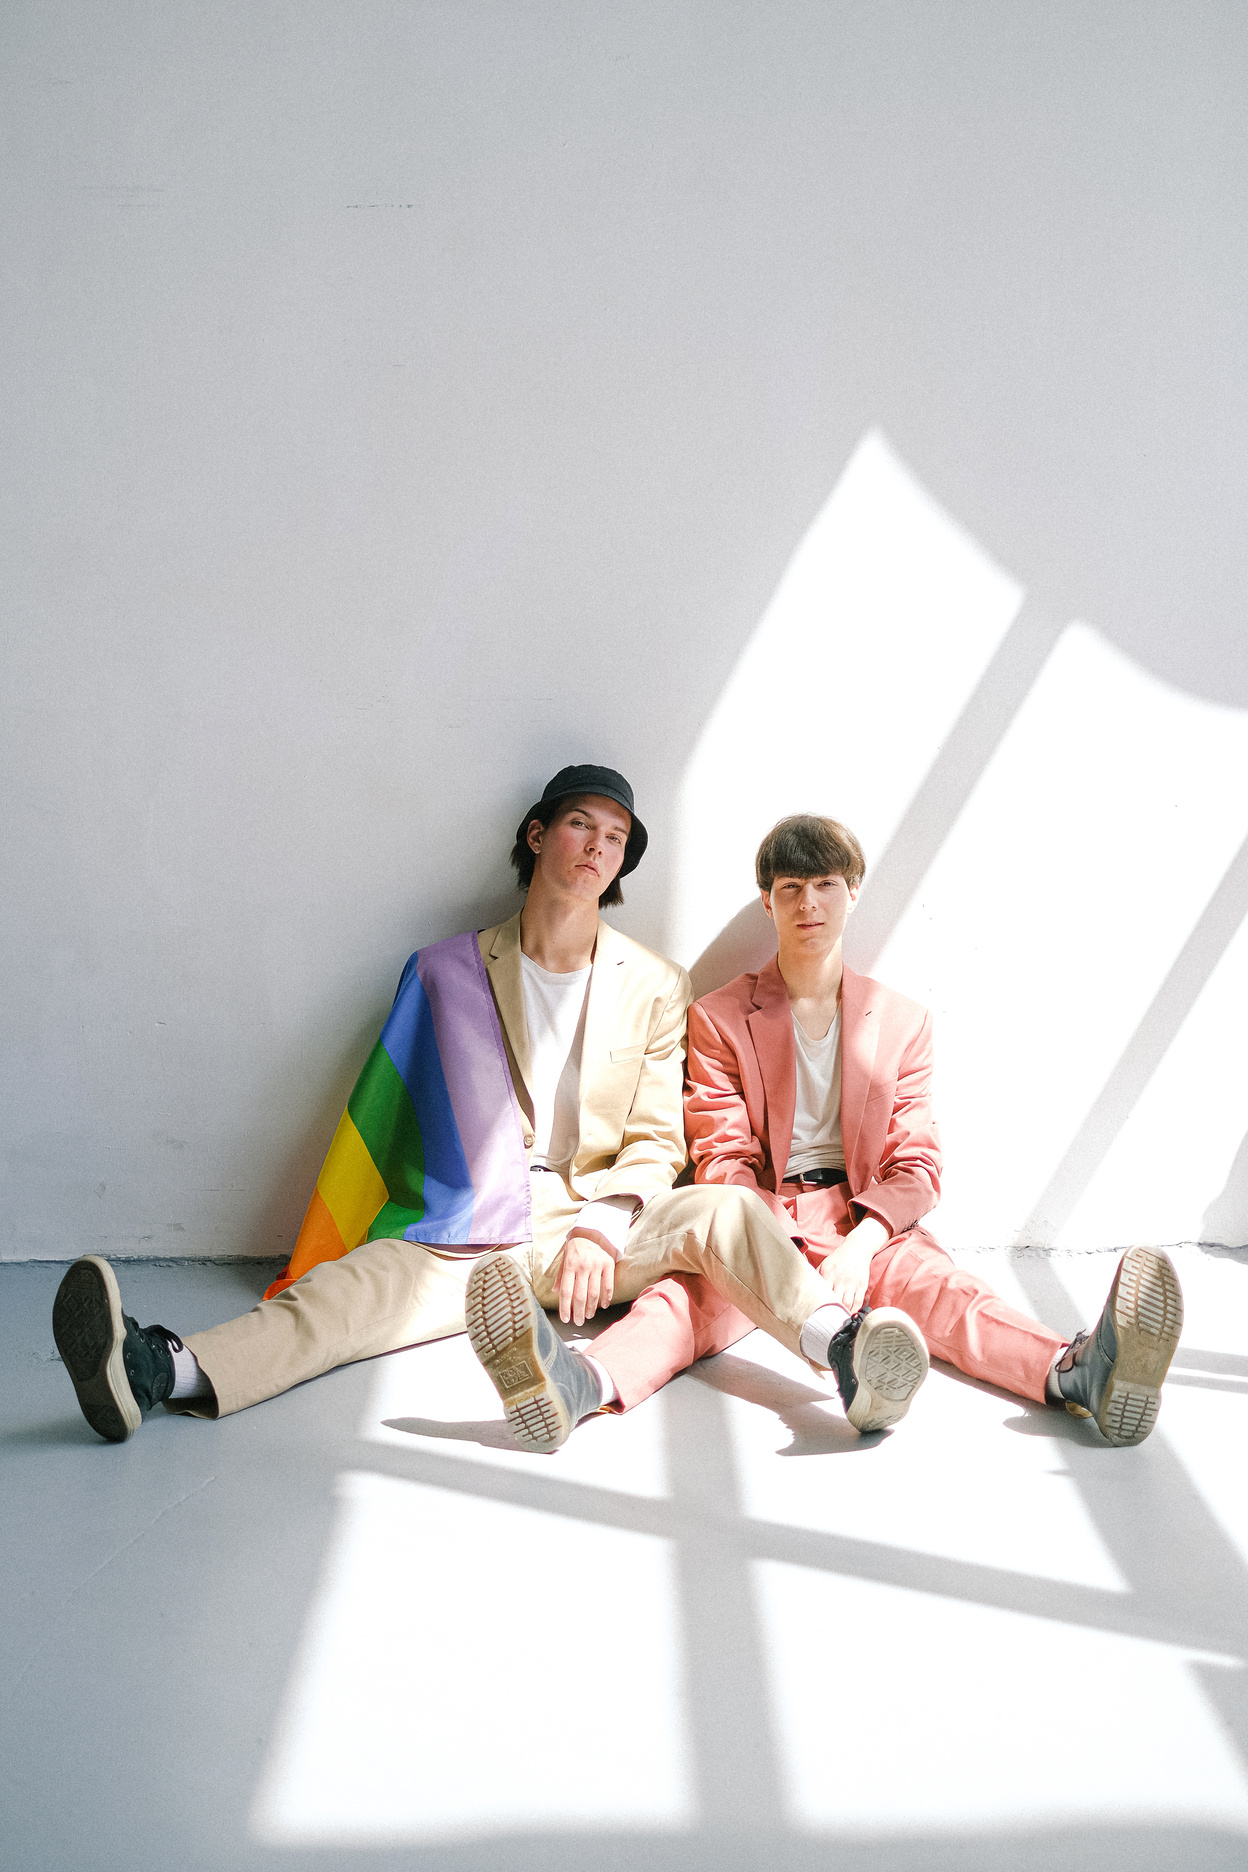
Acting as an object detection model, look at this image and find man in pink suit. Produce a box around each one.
[471,813,1184,1449]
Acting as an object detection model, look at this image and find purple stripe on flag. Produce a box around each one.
[414,931,532,1245]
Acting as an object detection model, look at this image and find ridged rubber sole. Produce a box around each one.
[1093,1245,1183,1447]
[847,1308,930,1433]
[52,1256,140,1443]
[464,1253,572,1454]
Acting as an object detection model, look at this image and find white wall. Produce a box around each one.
[4,2,1247,1258]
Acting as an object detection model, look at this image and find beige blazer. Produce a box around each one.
[478,912,692,1209]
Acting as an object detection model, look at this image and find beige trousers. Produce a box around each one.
[186,1177,826,1417]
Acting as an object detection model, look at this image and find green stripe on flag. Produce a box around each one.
[366,1199,427,1242]
[347,1040,426,1214]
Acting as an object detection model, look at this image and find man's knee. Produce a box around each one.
[693,1183,764,1221]
[624,1186,787,1292]
[872,1236,996,1329]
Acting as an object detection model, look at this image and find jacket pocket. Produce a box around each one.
[610,1044,646,1064]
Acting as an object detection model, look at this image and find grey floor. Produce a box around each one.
[4,1246,1248,1872]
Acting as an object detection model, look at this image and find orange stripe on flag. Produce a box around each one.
[263,1188,348,1299]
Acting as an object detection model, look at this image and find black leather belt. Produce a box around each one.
[785,1167,849,1189]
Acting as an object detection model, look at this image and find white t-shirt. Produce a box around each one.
[521,953,591,1170]
[520,953,636,1256]
[783,1007,846,1180]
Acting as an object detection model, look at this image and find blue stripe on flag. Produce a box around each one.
[380,958,476,1242]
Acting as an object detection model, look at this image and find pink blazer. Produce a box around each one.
[684,957,941,1248]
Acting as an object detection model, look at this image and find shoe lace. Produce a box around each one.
[145,1324,185,1355]
[827,1303,871,1352]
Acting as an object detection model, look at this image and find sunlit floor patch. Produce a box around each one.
[701,1328,1127,1590]
[244,1248,1248,1855]
[1048,1244,1248,1575]
[251,1470,694,1846]
[756,1560,1248,1835]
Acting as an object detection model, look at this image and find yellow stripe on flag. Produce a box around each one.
[316,1108,389,1252]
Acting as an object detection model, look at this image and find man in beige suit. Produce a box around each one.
[54,764,929,1445]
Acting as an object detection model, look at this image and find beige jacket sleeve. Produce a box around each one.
[584,964,693,1209]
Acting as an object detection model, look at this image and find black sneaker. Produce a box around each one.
[465,1251,604,1453]
[1055,1245,1183,1446]
[52,1255,181,1443]
[825,1304,930,1433]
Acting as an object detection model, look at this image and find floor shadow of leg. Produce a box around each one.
[689,1349,868,1455]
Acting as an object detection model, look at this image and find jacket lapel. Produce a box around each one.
[839,964,879,1184]
[483,913,534,1110]
[747,955,796,1188]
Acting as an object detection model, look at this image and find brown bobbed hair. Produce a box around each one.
[509,797,625,907]
[755,813,867,894]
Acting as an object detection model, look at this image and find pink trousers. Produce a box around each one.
[592,1225,1064,1412]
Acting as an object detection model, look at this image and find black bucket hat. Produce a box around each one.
[516,764,648,877]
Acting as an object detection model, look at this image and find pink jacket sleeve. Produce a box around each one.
[683,1000,795,1232]
[849,1009,941,1236]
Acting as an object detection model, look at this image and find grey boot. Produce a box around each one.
[465,1252,604,1453]
[1055,1245,1183,1446]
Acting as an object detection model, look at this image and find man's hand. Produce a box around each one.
[817,1215,889,1313]
[554,1228,617,1326]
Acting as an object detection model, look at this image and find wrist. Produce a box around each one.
[852,1215,889,1248]
[573,1196,637,1260]
[566,1226,618,1261]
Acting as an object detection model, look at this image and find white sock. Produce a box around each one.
[799,1302,852,1367]
[1045,1347,1069,1405]
[170,1342,214,1402]
[581,1353,619,1408]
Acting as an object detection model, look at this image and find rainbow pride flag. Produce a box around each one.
[264,930,531,1299]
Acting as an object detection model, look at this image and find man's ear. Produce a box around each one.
[761,889,773,921]
[846,881,860,911]
[526,818,544,856]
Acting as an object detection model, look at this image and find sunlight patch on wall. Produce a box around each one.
[1056,907,1248,1249]
[668,428,1024,969]
[251,1470,694,1846]
[873,622,1248,1247]
[673,424,1248,1245]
